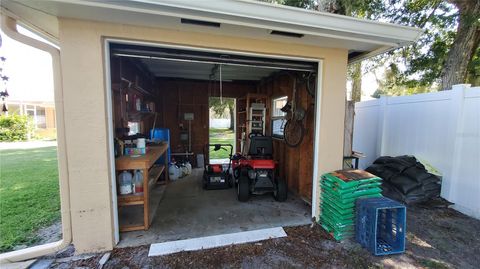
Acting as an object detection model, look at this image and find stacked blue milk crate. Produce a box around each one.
[356,197,406,255]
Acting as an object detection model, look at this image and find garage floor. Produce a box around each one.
[118,168,311,247]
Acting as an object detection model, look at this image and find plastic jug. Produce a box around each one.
[169,164,181,180]
[133,170,144,193]
[180,164,188,177]
[119,170,133,195]
[185,162,192,175]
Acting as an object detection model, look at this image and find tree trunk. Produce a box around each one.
[343,100,355,160]
[351,62,362,102]
[228,104,235,130]
[441,0,480,90]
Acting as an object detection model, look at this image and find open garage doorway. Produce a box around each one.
[106,40,320,248]
[208,97,236,164]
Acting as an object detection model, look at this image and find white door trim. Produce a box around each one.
[311,61,324,218]
[103,39,120,244]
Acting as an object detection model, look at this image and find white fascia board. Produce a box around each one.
[348,45,395,64]
[0,2,59,45]
[147,0,422,44]
[52,0,421,48]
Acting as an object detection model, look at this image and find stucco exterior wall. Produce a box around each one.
[58,18,347,253]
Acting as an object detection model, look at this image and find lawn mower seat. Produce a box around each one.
[248,136,273,159]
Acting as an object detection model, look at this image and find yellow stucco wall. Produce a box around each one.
[58,18,347,253]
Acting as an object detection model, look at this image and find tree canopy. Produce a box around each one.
[259,0,480,97]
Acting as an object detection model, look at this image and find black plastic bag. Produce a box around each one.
[390,175,421,194]
[404,167,432,182]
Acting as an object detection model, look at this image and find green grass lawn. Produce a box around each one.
[0,146,60,253]
[209,128,235,160]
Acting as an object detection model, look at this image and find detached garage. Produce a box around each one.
[0,0,421,261]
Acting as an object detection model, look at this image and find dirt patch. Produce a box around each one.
[49,205,480,269]
[50,225,375,269]
[10,220,62,252]
[36,220,62,245]
[399,206,480,268]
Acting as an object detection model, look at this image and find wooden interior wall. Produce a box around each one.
[110,58,314,200]
[111,57,158,135]
[156,78,256,162]
[258,74,315,201]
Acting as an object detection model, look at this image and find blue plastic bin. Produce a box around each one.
[150,128,171,164]
[356,197,406,255]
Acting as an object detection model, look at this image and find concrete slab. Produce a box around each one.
[118,168,311,247]
[148,227,287,256]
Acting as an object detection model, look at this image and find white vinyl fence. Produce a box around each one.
[353,84,480,219]
[209,118,231,128]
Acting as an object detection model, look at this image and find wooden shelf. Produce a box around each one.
[127,111,155,121]
[120,224,146,232]
[115,144,169,231]
[116,144,168,170]
[118,193,144,206]
[148,165,165,188]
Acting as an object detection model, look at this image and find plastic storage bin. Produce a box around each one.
[356,197,406,255]
[150,128,171,164]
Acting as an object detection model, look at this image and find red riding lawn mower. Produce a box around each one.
[232,134,287,202]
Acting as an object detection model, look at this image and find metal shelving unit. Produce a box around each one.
[236,93,268,154]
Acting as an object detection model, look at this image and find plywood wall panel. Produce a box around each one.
[258,73,314,200]
[155,78,256,163]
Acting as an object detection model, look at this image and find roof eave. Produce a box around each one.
[64,0,422,48]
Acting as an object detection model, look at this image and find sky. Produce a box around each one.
[0,27,54,103]
[348,70,379,101]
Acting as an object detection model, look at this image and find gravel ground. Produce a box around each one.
[47,204,480,269]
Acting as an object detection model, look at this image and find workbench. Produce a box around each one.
[115,143,169,232]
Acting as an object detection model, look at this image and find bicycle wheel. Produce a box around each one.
[306,73,316,97]
[283,120,304,147]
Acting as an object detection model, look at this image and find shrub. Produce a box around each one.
[0,114,33,142]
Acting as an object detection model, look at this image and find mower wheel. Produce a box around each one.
[274,177,288,202]
[237,176,250,202]
[233,168,238,178]
[202,174,207,189]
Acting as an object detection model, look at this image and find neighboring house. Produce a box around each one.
[6,100,56,130]
[0,0,421,262]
